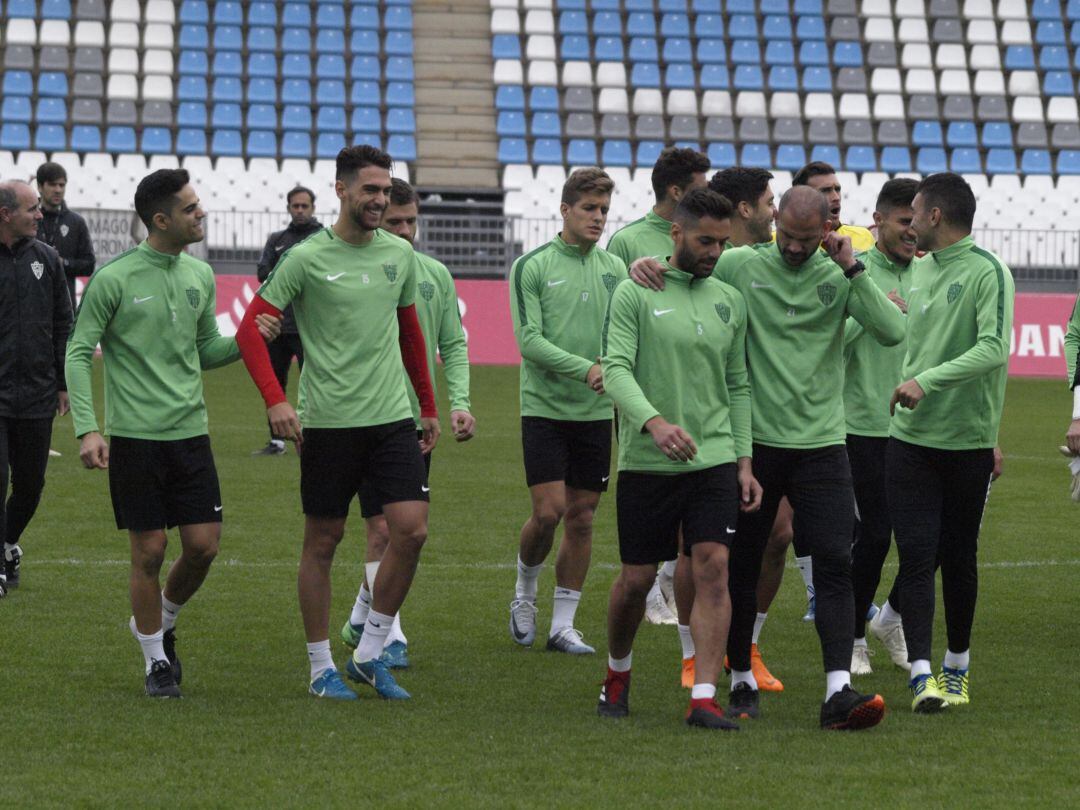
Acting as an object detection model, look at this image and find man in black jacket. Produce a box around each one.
[35,162,95,308]
[0,180,72,592]
[251,186,322,455]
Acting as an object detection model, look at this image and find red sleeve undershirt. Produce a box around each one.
[398,303,437,419]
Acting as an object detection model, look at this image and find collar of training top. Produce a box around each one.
[865,245,910,275]
[929,234,975,267]
[138,239,185,268]
[552,233,596,257]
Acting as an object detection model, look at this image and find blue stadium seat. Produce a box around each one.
[593,12,622,36]
[833,42,863,67]
[558,0,587,8]
[497,111,526,137]
[180,25,209,49]
[249,53,277,78]
[351,107,381,133]
[352,80,381,107]
[213,52,243,77]
[249,2,277,26]
[696,38,726,64]
[42,0,72,19]
[799,41,830,66]
[496,85,525,111]
[317,106,347,133]
[531,112,561,137]
[560,11,588,34]
[912,121,943,147]
[601,140,633,167]
[562,35,591,59]
[352,132,381,149]
[1033,0,1063,19]
[692,0,721,11]
[796,16,826,40]
[707,142,736,166]
[629,37,659,62]
[694,14,724,37]
[1057,150,1080,174]
[141,128,172,154]
[982,122,1013,147]
[213,26,242,51]
[728,15,757,39]
[316,4,346,29]
[532,139,563,165]
[631,63,662,88]
[387,82,415,107]
[769,66,799,90]
[5,0,33,13]
[845,146,876,172]
[794,0,823,13]
[386,58,414,81]
[177,102,207,127]
[317,80,346,106]
[741,143,772,168]
[660,0,688,10]
[388,135,417,162]
[1004,46,1035,70]
[985,148,1017,174]
[1021,149,1052,173]
[317,30,347,55]
[282,131,312,159]
[593,36,622,61]
[1040,46,1070,69]
[282,28,311,53]
[246,27,276,51]
[178,76,208,101]
[731,40,760,65]
[248,78,277,103]
[1,96,31,124]
[493,35,521,60]
[176,128,207,155]
[810,145,841,165]
[946,122,977,148]
[351,56,380,81]
[727,0,756,11]
[284,55,313,79]
[734,65,764,90]
[385,7,414,30]
[916,148,947,173]
[247,131,278,158]
[763,15,793,39]
[762,0,790,11]
[776,144,807,170]
[105,126,137,153]
[765,41,795,65]
[1045,72,1075,96]
[352,7,379,30]
[35,125,67,152]
[179,51,209,75]
[663,39,693,63]
[498,138,528,163]
[351,30,380,55]
[1036,21,1066,45]
[949,148,982,173]
[530,86,559,111]
[36,98,67,123]
[700,64,730,89]
[567,139,598,165]
[1069,0,1080,20]
[387,108,416,134]
[212,130,243,157]
[627,13,656,37]
[665,63,696,89]
[280,104,311,130]
[179,1,209,24]
[214,1,243,24]
[661,13,690,37]
[626,0,653,10]
[386,32,415,56]
[636,140,664,167]
[212,103,242,129]
[282,2,311,27]
[213,77,243,102]
[802,67,832,91]
[38,73,69,98]
[0,124,31,151]
[318,56,347,80]
[880,147,911,173]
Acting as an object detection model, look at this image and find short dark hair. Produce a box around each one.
[336,145,393,182]
[562,167,615,205]
[286,185,315,205]
[134,168,190,229]
[389,177,419,207]
[792,161,837,187]
[673,187,733,226]
[875,178,919,214]
[915,172,976,231]
[651,147,711,202]
[709,167,774,210]
[36,162,67,186]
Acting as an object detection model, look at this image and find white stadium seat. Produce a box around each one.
[144,0,176,24]
[597,88,629,114]
[1047,97,1080,123]
[141,75,173,102]
[894,0,926,18]
[872,94,905,120]
[526,35,556,61]
[1008,71,1040,96]
[966,20,999,44]
[701,91,732,116]
[523,10,554,35]
[897,19,929,42]
[901,44,932,69]
[109,22,140,48]
[490,10,520,34]
[839,93,872,119]
[769,92,801,118]
[804,93,837,119]
[595,62,626,88]
[995,0,1028,19]
[936,44,968,69]
[973,70,1007,95]
[735,92,767,118]
[969,44,1002,69]
[939,70,972,95]
[863,18,895,42]
[142,50,174,76]
[106,74,138,100]
[39,20,70,46]
[74,21,105,47]
[666,90,698,116]
[143,24,174,50]
[1012,96,1045,123]
[108,48,139,74]
[6,19,38,45]
[963,0,995,19]
[871,68,902,94]
[493,60,523,85]
[558,60,590,86]
[1000,20,1032,45]
[905,70,937,95]
[110,0,141,22]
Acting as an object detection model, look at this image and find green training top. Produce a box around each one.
[406,250,470,425]
[714,242,906,449]
[890,236,1015,450]
[602,265,751,472]
[66,240,240,440]
[606,210,673,268]
[1065,293,1080,389]
[843,246,912,437]
[509,235,627,421]
[258,227,418,429]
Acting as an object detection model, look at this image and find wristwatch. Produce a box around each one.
[843,260,865,280]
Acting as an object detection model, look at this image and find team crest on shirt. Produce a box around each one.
[817,283,836,305]
[419,280,435,301]
[947,282,963,303]
[382,263,398,282]
[601,272,618,294]
[715,302,731,323]
[30,261,43,279]
[186,287,201,309]
[60,224,69,238]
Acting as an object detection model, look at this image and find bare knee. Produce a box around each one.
[132,532,167,576]
[563,503,596,538]
[618,566,656,601]
[304,521,346,564]
[692,545,730,591]
[365,516,391,559]
[532,503,566,536]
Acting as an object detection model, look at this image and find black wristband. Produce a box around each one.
[843,260,865,279]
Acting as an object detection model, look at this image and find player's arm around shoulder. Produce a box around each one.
[711,244,757,287]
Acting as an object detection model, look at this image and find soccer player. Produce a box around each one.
[597,188,761,729]
[0,180,72,592]
[36,161,95,307]
[1065,294,1080,455]
[887,173,1015,712]
[793,161,875,251]
[236,145,438,701]
[251,186,322,456]
[844,179,920,675]
[629,186,905,729]
[66,169,279,698]
[607,147,709,627]
[507,168,626,655]
[341,178,475,669]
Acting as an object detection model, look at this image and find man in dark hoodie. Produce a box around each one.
[252,186,322,455]
[36,162,95,308]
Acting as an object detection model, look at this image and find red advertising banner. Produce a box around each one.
[209,277,1076,378]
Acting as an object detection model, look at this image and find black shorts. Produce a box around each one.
[358,431,431,518]
[616,464,740,565]
[521,416,612,492]
[108,435,222,532]
[301,420,428,519]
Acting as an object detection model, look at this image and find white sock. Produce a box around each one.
[878,599,902,626]
[645,578,662,602]
[659,559,677,579]
[608,653,632,672]
[270,438,285,449]
[306,639,334,681]
[386,612,407,647]
[731,669,758,690]
[853,636,868,649]
[943,649,969,670]
[550,587,581,635]
[354,610,393,663]
[349,583,372,627]
[795,555,815,596]
[825,669,850,701]
[365,560,381,590]
[691,683,716,700]
[677,623,695,659]
[910,659,932,678]
[751,612,767,645]
[134,625,166,675]
[161,592,183,632]
[515,556,542,602]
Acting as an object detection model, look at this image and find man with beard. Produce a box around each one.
[793,161,875,252]
[35,161,95,308]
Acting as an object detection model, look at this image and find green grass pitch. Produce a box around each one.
[4,365,1078,807]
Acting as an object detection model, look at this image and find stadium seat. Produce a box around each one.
[0,124,32,152]
[212,104,242,130]
[800,41,830,66]
[177,102,207,128]
[212,26,242,51]
[213,78,243,103]
[950,148,982,173]
[1,97,32,125]
[986,148,1018,173]
[880,147,912,172]
[845,146,877,172]
[248,79,277,104]
[707,142,737,166]
[282,80,312,105]
[179,25,208,49]
[567,139,598,165]
[72,99,102,125]
[282,132,312,159]
[35,125,67,152]
[212,130,243,158]
[1057,151,1080,174]
[179,51,209,75]
[913,120,945,147]
[317,30,347,55]
[776,144,807,170]
[248,27,276,51]
[105,125,137,153]
[351,108,381,133]
[601,140,633,167]
[247,131,278,159]
[386,59,415,82]
[498,138,528,163]
[917,148,948,173]
[532,139,563,164]
[214,52,242,77]
[141,127,172,154]
[35,98,67,124]
[388,135,417,163]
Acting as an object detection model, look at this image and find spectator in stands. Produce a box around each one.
[0,180,72,593]
[251,186,322,456]
[36,162,95,309]
[792,162,875,252]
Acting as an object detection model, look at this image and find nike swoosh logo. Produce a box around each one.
[750,281,772,289]
[326,273,345,281]
[653,308,675,317]
[275,245,286,251]
[726,527,736,534]
[133,295,154,304]
[421,485,430,492]
[547,279,567,287]
[601,475,610,482]
[909,287,920,292]
[314,686,326,696]
[213,505,223,512]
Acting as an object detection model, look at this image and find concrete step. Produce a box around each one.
[417,112,496,135]
[416,165,500,188]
